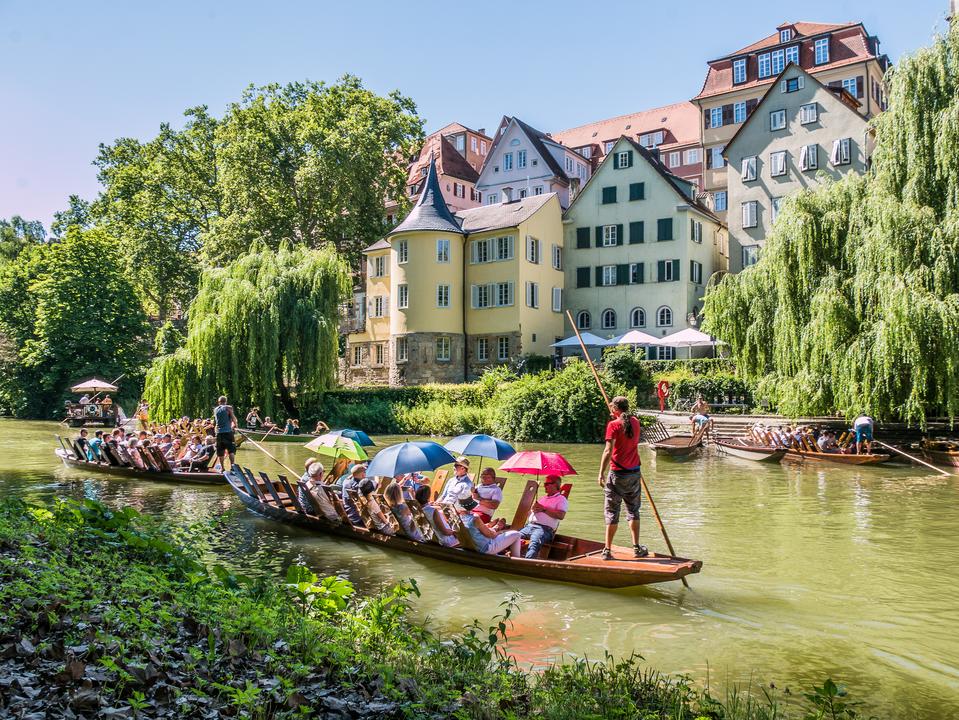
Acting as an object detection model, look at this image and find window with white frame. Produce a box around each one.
[519,188,528,200]
[669,151,680,168]
[630,263,642,283]
[815,37,830,65]
[711,146,726,168]
[471,238,490,264]
[453,183,464,198]
[480,140,487,154]
[396,337,408,363]
[437,284,450,308]
[551,244,562,270]
[742,156,757,182]
[397,284,409,309]
[770,109,786,131]
[831,138,851,165]
[487,193,498,205]
[517,149,527,168]
[800,103,818,124]
[785,44,799,64]
[758,53,772,78]
[372,255,386,277]
[476,337,489,361]
[471,136,478,152]
[374,343,384,365]
[604,141,615,154]
[685,148,701,165]
[742,201,759,228]
[577,310,591,329]
[842,77,858,97]
[639,131,664,147]
[436,238,450,263]
[660,260,676,282]
[733,58,747,84]
[656,346,676,360]
[602,225,618,247]
[691,260,703,284]
[372,295,387,317]
[771,49,785,75]
[579,146,592,159]
[770,150,787,176]
[497,336,509,361]
[526,235,541,264]
[601,308,617,329]
[551,287,562,312]
[472,284,490,308]
[780,28,793,43]
[396,239,408,264]
[714,191,727,212]
[534,185,544,195]
[742,245,760,267]
[497,235,514,260]
[503,152,513,171]
[525,281,539,308]
[800,143,818,171]
[690,219,703,243]
[352,345,362,366]
[734,101,747,124]
[565,156,574,173]
[630,307,646,328]
[602,265,616,286]
[657,306,673,327]
[782,76,804,93]
[495,282,513,306]
[771,196,783,223]
[710,107,723,128]
[436,337,451,362]
[617,150,631,168]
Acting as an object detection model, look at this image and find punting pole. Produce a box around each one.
[876,440,952,477]
[235,428,300,478]
[564,310,691,589]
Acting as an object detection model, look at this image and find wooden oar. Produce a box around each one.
[564,310,691,589]
[876,440,952,477]
[235,428,299,478]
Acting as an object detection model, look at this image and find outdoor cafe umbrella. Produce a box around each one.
[70,378,119,394]
[657,328,726,359]
[499,450,577,477]
[303,433,369,462]
[366,441,456,479]
[604,329,662,347]
[551,332,608,348]
[326,428,376,447]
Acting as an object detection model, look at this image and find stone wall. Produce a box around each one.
[391,333,466,385]
[465,331,522,380]
[342,341,390,386]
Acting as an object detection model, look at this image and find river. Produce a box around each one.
[15,420,959,718]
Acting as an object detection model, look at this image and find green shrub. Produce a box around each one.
[668,373,753,409]
[642,358,736,376]
[477,365,519,401]
[394,400,492,436]
[519,353,553,374]
[603,346,654,400]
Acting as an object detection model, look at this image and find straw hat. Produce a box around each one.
[454,456,470,469]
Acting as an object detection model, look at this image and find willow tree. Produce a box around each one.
[143,242,351,419]
[704,21,959,426]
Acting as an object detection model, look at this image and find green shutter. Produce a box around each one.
[602,186,617,204]
[629,221,644,244]
[629,182,645,201]
[635,262,644,284]
[613,153,620,169]
[672,259,680,281]
[657,218,673,241]
[657,260,666,281]
[576,227,590,248]
[595,266,604,286]
[576,267,590,288]
[617,264,629,284]
[626,150,634,167]
[616,224,624,245]
[595,226,603,247]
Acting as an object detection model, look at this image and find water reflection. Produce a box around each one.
[12,421,959,718]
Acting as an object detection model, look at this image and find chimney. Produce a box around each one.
[477,128,485,136]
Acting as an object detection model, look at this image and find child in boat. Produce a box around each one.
[456,498,522,557]
[416,486,459,548]
[471,468,502,523]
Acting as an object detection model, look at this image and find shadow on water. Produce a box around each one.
[7,421,959,718]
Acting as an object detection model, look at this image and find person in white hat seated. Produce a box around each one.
[437,456,474,504]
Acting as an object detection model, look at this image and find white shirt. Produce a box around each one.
[474,483,502,513]
[530,492,568,531]
[853,416,873,429]
[437,474,473,504]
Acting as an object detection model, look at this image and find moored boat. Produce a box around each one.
[225,467,702,589]
[920,440,959,468]
[650,435,703,459]
[714,439,787,463]
[55,442,223,485]
[782,449,891,465]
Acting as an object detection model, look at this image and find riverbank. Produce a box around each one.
[0,496,867,719]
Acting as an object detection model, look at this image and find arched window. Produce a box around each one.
[576,310,591,330]
[657,306,673,327]
[601,309,617,330]
[630,307,646,328]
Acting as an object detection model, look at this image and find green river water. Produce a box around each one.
[14,420,959,718]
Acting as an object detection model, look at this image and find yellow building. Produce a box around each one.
[347,157,565,385]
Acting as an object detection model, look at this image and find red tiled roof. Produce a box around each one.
[407,132,479,185]
[727,21,858,57]
[550,101,701,153]
[694,26,876,101]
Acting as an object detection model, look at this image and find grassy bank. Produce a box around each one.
[0,497,869,719]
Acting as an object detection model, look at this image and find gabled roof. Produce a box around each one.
[390,156,462,236]
[722,63,867,156]
[408,133,479,186]
[363,238,391,253]
[482,116,571,185]
[456,193,555,234]
[550,102,701,154]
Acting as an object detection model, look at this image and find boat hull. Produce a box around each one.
[651,436,702,458]
[56,449,224,484]
[225,470,701,589]
[921,447,959,468]
[783,450,891,465]
[715,440,787,462]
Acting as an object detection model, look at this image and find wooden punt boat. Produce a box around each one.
[650,435,703,459]
[714,439,787,462]
[255,432,319,444]
[225,467,702,589]
[782,449,891,465]
[55,436,224,484]
[920,441,959,468]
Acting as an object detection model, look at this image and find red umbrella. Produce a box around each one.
[499,450,577,476]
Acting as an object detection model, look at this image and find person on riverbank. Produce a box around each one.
[437,457,473,504]
[471,468,502,523]
[853,414,875,455]
[457,498,522,557]
[517,475,568,559]
[597,395,648,560]
[213,396,238,470]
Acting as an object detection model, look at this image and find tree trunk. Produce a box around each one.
[275,357,298,418]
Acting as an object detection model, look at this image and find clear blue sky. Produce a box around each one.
[1,0,950,230]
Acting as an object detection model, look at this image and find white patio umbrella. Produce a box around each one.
[70,378,119,394]
[604,330,662,346]
[657,328,726,358]
[551,332,608,348]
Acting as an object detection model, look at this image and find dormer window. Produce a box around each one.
[780,28,793,43]
[733,58,747,85]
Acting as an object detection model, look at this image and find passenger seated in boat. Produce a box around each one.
[76,429,92,460]
[384,481,425,541]
[299,460,340,522]
[158,433,175,455]
[416,486,459,547]
[283,419,296,435]
[437,457,474,504]
[262,416,277,432]
[181,436,215,470]
[471,468,502,523]
[400,472,426,501]
[456,498,522,557]
[341,463,370,527]
[165,439,181,461]
[817,430,838,453]
[517,475,569,559]
[245,407,261,429]
[126,439,148,470]
[89,431,105,461]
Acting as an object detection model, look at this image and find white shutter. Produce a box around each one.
[809,145,817,169]
[470,241,477,264]
[552,287,562,312]
[798,75,805,89]
[831,140,841,165]
[508,282,514,306]
[781,79,788,93]
[471,285,478,308]
[799,145,808,170]
[537,238,542,264]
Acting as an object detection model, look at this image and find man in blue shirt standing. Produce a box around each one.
[213,396,238,470]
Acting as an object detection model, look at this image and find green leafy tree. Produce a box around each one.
[704,22,959,425]
[206,76,423,266]
[143,242,351,419]
[50,195,92,239]
[0,215,45,262]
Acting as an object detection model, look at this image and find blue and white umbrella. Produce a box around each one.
[365,441,456,478]
[444,434,515,461]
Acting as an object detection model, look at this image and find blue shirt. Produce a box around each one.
[460,514,491,553]
[214,405,233,434]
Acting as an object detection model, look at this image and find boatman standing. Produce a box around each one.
[597,395,648,560]
[852,414,875,455]
[213,395,238,470]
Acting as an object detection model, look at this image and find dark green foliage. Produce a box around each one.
[668,374,752,410]
[640,358,737,376]
[519,353,554,374]
[0,215,45,262]
[152,321,185,356]
[603,346,655,400]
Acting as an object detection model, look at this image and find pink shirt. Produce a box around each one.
[530,492,568,530]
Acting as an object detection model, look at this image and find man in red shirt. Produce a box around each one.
[597,395,648,560]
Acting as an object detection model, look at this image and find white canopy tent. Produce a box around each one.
[657,328,726,358]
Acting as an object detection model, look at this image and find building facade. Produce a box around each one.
[692,21,889,221]
[563,137,727,359]
[347,158,565,385]
[550,101,705,194]
[723,64,871,271]
[475,116,591,209]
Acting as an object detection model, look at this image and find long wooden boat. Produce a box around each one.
[254,432,319,444]
[55,449,224,484]
[650,435,702,459]
[714,439,787,463]
[225,468,702,589]
[782,449,891,465]
[920,441,959,468]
